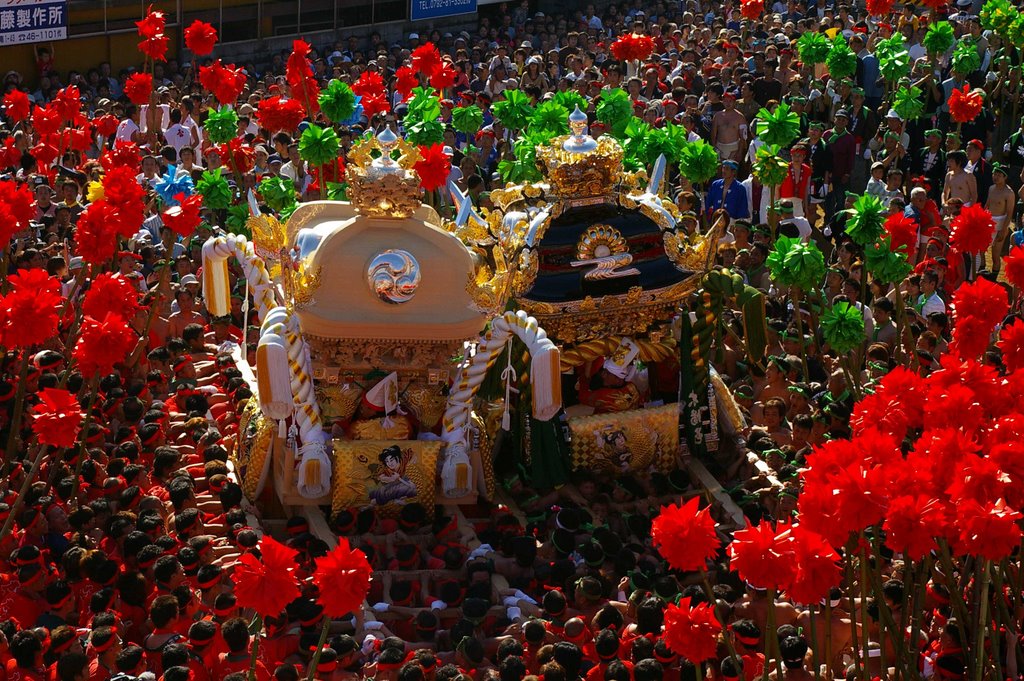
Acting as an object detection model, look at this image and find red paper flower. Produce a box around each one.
[949,86,983,124]
[413,144,451,192]
[290,76,321,116]
[728,520,795,590]
[395,66,419,101]
[75,201,120,266]
[311,157,346,185]
[138,34,168,62]
[233,536,301,617]
[361,92,390,120]
[954,499,1022,561]
[199,60,247,106]
[0,138,20,169]
[0,269,61,348]
[31,141,58,168]
[781,523,841,606]
[3,90,29,123]
[124,73,153,106]
[662,597,722,663]
[103,141,142,171]
[95,115,119,138]
[161,193,203,237]
[1004,246,1024,289]
[51,84,80,122]
[83,272,140,321]
[32,105,60,137]
[793,483,850,550]
[67,126,92,153]
[651,496,720,572]
[73,313,137,378]
[351,71,385,99]
[312,538,372,617]
[908,428,978,498]
[986,441,1024,508]
[0,179,38,234]
[866,0,894,16]
[216,138,254,175]
[411,42,442,77]
[429,62,457,91]
[31,388,83,449]
[256,96,306,133]
[950,277,1007,360]
[883,212,918,255]
[884,495,948,560]
[741,0,765,20]
[610,34,656,62]
[135,6,165,40]
[850,366,926,438]
[950,203,996,256]
[999,320,1024,373]
[286,39,313,87]
[800,463,888,547]
[926,356,1005,420]
[102,166,146,238]
[184,20,218,56]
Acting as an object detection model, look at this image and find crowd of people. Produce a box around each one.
[0,0,1020,680]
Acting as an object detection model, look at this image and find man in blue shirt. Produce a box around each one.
[706,160,750,220]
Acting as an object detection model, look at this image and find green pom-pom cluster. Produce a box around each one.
[821,302,866,354]
[319,79,358,124]
[298,124,340,167]
[205,106,239,145]
[844,194,886,246]
[196,168,232,210]
[767,236,826,292]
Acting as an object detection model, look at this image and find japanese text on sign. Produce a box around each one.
[410,0,476,21]
[0,0,67,46]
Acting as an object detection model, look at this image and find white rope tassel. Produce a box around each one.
[500,339,519,431]
[241,277,250,358]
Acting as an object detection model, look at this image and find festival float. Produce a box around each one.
[207,109,762,522]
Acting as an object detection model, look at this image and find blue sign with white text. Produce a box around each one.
[0,0,68,46]
[410,0,476,21]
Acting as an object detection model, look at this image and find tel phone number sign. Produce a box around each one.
[0,0,68,46]
[411,0,477,21]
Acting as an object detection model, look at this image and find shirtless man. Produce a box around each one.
[756,356,793,407]
[942,150,977,206]
[168,288,206,339]
[712,91,748,163]
[731,583,801,639]
[987,164,1015,274]
[797,588,855,677]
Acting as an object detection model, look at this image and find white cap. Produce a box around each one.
[409,32,419,40]
[180,274,199,286]
[886,109,901,120]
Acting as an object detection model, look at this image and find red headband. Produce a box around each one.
[91,635,118,653]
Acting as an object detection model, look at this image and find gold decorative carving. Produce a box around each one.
[291,264,322,310]
[249,213,288,256]
[576,224,628,260]
[536,134,625,198]
[519,278,696,344]
[511,248,538,297]
[305,335,465,380]
[346,170,424,219]
[345,131,424,219]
